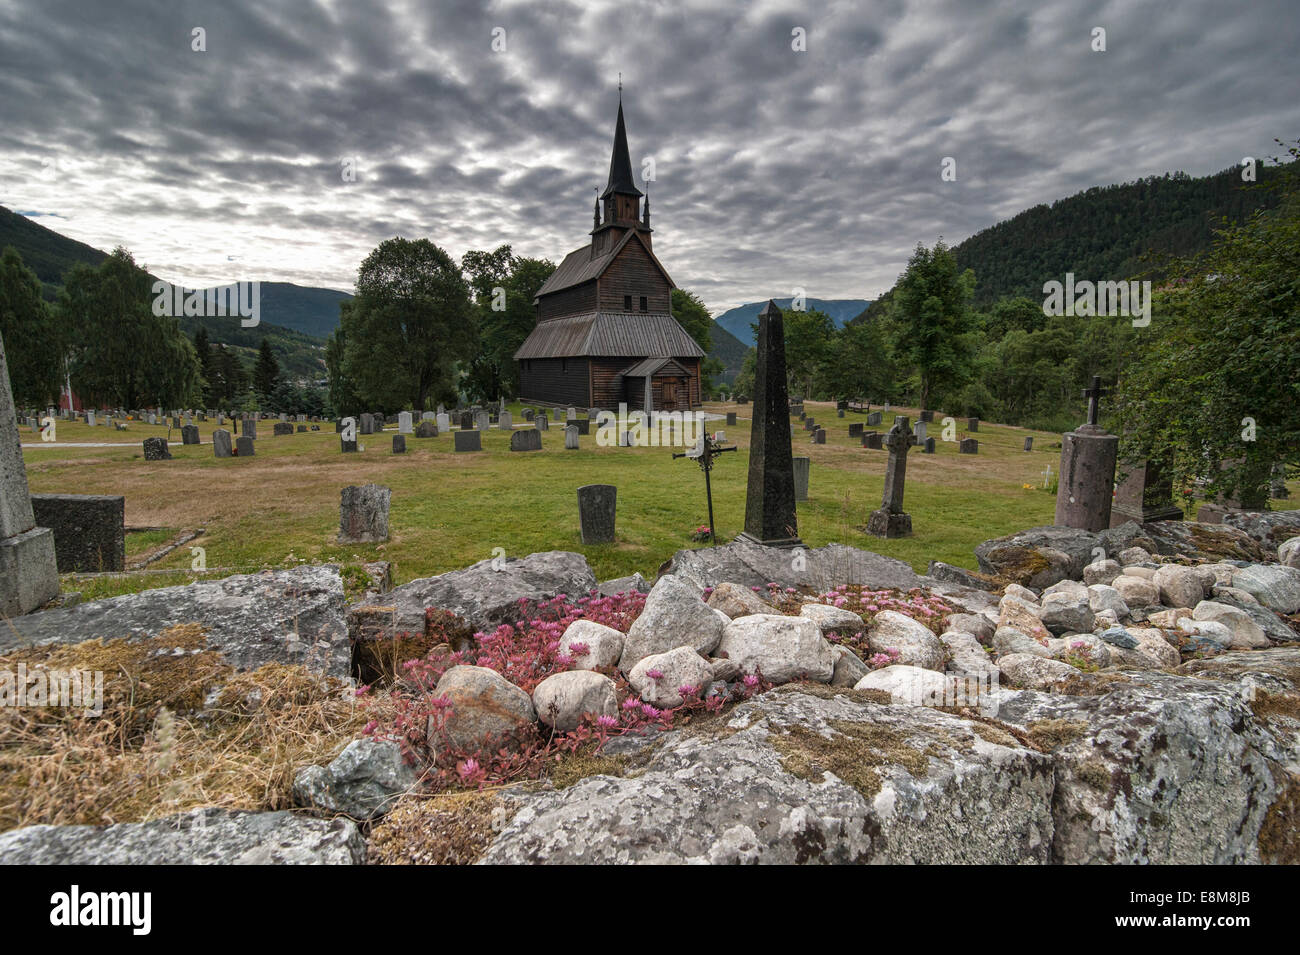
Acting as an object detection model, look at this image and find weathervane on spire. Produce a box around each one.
[618,72,622,95]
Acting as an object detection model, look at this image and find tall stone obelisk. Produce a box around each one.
[1055,375,1119,532]
[739,301,802,548]
[0,332,59,615]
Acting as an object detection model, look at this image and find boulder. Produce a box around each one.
[627,646,715,707]
[943,612,995,645]
[349,551,597,647]
[706,582,773,619]
[854,664,955,704]
[1138,520,1268,561]
[1220,510,1300,545]
[974,525,1100,587]
[1231,565,1300,614]
[997,594,1046,638]
[1175,618,1233,650]
[866,610,945,670]
[1128,628,1181,668]
[0,808,364,864]
[1038,591,1095,636]
[533,670,619,731]
[620,574,724,671]
[1098,626,1140,649]
[799,602,866,635]
[1048,633,1112,668]
[940,630,999,677]
[996,653,1080,689]
[597,573,650,596]
[1209,589,1298,642]
[478,687,1055,864]
[716,614,835,684]
[1116,546,1152,565]
[993,626,1050,658]
[0,565,351,679]
[1082,559,1122,586]
[1087,584,1130,618]
[293,739,417,820]
[428,666,536,755]
[666,540,923,592]
[558,620,624,670]
[829,645,870,687]
[925,560,999,592]
[1152,564,1209,609]
[1112,575,1160,608]
[1122,565,1157,580]
[1192,601,1269,649]
[1280,536,1300,569]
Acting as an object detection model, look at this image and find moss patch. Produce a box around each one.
[777,682,893,706]
[1249,691,1300,722]
[547,752,627,789]
[986,546,1051,586]
[367,792,509,864]
[1076,759,1113,792]
[1026,718,1090,750]
[1258,773,1300,865]
[1188,525,1262,561]
[772,718,930,799]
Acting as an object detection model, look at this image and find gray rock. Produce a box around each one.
[597,573,649,596]
[829,645,870,687]
[428,665,536,755]
[620,575,724,671]
[533,670,618,731]
[940,630,999,677]
[1192,600,1269,649]
[0,565,351,679]
[1116,546,1152,565]
[996,653,1080,689]
[293,738,416,820]
[0,808,364,864]
[974,525,1101,587]
[1280,536,1300,569]
[716,613,835,683]
[1099,626,1140,649]
[799,602,866,635]
[1039,591,1095,636]
[1136,520,1267,562]
[627,645,714,707]
[1087,584,1130,618]
[558,619,624,670]
[706,581,773,619]
[666,540,922,592]
[1112,574,1160,608]
[1082,559,1122,586]
[944,612,995,645]
[866,610,945,670]
[1220,510,1300,545]
[1209,588,1298,642]
[1231,565,1300,614]
[925,560,999,592]
[994,626,1051,658]
[1153,564,1209,609]
[478,687,1055,863]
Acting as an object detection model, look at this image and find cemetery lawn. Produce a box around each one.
[23,404,1298,601]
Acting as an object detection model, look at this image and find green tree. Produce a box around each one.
[0,246,62,406]
[890,240,976,410]
[253,338,280,401]
[732,347,757,399]
[461,247,555,400]
[782,307,836,398]
[821,319,893,403]
[335,238,473,412]
[671,288,722,396]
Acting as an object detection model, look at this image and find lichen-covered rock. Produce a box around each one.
[0,565,351,679]
[1192,600,1269,649]
[1117,545,1153,565]
[0,808,364,864]
[940,630,999,677]
[1047,633,1111,668]
[1088,584,1130,618]
[998,595,1046,639]
[717,614,835,684]
[854,664,955,704]
[1137,520,1267,562]
[800,602,866,635]
[627,645,714,707]
[558,619,624,670]
[997,653,1080,689]
[1112,575,1160,608]
[1209,588,1298,642]
[994,626,1050,659]
[864,610,945,670]
[975,526,1100,587]
[620,574,724,671]
[829,645,870,687]
[1128,628,1181,668]
[533,670,618,731]
[1083,559,1122,586]
[1231,565,1300,614]
[478,687,1055,863]
[1039,590,1095,636]
[428,666,536,755]
[1280,536,1300,569]
[1153,564,1210,609]
[667,540,923,593]
[944,612,995,645]
[706,582,773,619]
[1176,618,1233,650]
[293,738,417,820]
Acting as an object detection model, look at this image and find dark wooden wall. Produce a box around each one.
[537,280,598,322]
[598,240,670,312]
[518,357,591,407]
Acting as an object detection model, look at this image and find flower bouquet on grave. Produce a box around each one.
[690,524,713,543]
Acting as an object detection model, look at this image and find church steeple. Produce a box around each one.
[601,100,643,201]
[591,91,651,256]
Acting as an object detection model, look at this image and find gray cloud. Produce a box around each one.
[1,0,1297,313]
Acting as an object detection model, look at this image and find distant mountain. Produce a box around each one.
[714,298,872,346]
[253,282,351,338]
[706,321,750,386]
[0,206,107,295]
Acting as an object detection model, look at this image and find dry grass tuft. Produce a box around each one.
[367,791,511,864]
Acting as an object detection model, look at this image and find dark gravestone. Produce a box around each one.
[244,418,257,440]
[212,429,232,458]
[335,420,344,433]
[359,413,375,435]
[414,421,438,438]
[1023,436,1033,452]
[235,435,255,456]
[523,408,534,421]
[837,409,845,418]
[799,412,806,421]
[535,414,549,431]
[813,428,826,444]
[392,435,406,454]
[339,483,390,543]
[1111,457,1183,526]
[740,301,801,548]
[959,438,978,454]
[575,419,590,435]
[181,424,200,445]
[340,437,357,453]
[848,423,863,437]
[864,432,882,450]
[792,456,810,502]
[866,418,915,538]
[296,424,307,433]
[454,430,482,452]
[726,412,737,426]
[1055,376,1118,532]
[967,418,979,432]
[577,484,616,544]
[804,418,815,431]
[923,437,936,454]
[867,411,882,426]
[920,410,934,423]
[510,429,542,452]
[30,494,125,572]
[460,412,474,431]
[311,425,320,431]
[143,437,171,460]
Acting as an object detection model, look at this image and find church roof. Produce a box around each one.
[533,228,672,299]
[621,357,691,378]
[514,311,705,360]
[600,101,643,200]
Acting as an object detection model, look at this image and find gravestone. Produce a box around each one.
[553,408,564,422]
[437,413,450,432]
[848,423,863,437]
[454,430,482,452]
[1055,376,1118,532]
[0,336,59,615]
[1023,436,1033,452]
[564,425,580,449]
[310,425,320,431]
[392,435,406,454]
[273,422,294,436]
[535,414,549,431]
[866,418,916,538]
[575,419,589,435]
[460,412,473,431]
[213,429,232,458]
[837,409,845,418]
[523,408,534,421]
[813,428,826,444]
[913,421,927,443]
[920,410,934,423]
[475,411,490,432]
[739,302,801,548]
[804,418,815,431]
[181,424,200,445]
[588,408,599,420]
[864,432,882,450]
[1110,457,1183,526]
[792,456,810,502]
[415,421,437,438]
[499,411,513,431]
[959,438,978,454]
[577,484,616,544]
[244,418,257,440]
[567,407,577,422]
[296,424,307,433]
[338,483,390,543]
[510,429,541,452]
[340,436,357,453]
[147,413,157,425]
[233,435,253,456]
[923,437,936,454]
[398,412,413,434]
[867,411,882,426]
[87,412,97,427]
[359,413,375,435]
[967,417,979,432]
[799,412,806,421]
[726,412,737,426]
[143,437,172,460]
[30,494,125,572]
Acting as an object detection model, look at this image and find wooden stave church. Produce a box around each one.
[514,97,704,412]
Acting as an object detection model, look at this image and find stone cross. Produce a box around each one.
[867,417,915,538]
[1083,375,1108,428]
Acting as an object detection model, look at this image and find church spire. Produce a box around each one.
[601,99,642,200]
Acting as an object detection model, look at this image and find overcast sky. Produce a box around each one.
[2,0,1298,315]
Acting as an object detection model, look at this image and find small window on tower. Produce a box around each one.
[624,295,632,311]
[639,296,648,312]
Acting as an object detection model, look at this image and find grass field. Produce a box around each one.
[21,402,1296,601]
